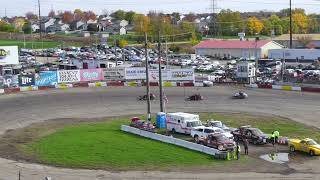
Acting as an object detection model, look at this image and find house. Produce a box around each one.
[76,21,88,30]
[269,49,320,61]
[31,24,40,32]
[42,18,56,31]
[273,34,320,49]
[193,40,284,59]
[46,24,70,33]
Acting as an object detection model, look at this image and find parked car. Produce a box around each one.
[191,126,233,143]
[207,120,233,132]
[199,133,236,151]
[231,126,268,145]
[130,117,155,132]
[289,138,320,156]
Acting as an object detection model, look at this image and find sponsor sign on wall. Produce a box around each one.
[35,71,58,86]
[3,75,19,88]
[149,70,168,82]
[168,69,194,81]
[57,70,80,83]
[125,67,146,80]
[0,46,19,65]
[19,74,35,86]
[103,68,126,81]
[0,76,4,89]
[80,69,103,81]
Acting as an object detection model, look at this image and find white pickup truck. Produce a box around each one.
[191,126,234,143]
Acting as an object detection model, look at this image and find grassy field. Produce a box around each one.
[20,112,320,170]
[0,40,61,49]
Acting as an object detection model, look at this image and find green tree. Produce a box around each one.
[125,11,136,24]
[261,19,272,36]
[22,21,31,33]
[190,32,199,46]
[111,10,126,20]
[0,21,15,32]
[269,14,283,35]
[217,9,244,36]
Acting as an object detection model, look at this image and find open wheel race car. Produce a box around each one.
[185,94,204,101]
[137,93,156,101]
[232,91,248,99]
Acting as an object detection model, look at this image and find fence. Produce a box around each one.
[121,125,219,156]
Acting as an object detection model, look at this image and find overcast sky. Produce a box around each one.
[2,0,320,17]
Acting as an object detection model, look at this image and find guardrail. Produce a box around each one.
[121,125,219,156]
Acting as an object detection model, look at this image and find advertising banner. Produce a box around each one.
[103,68,125,81]
[0,46,19,65]
[3,75,19,88]
[57,70,80,83]
[19,74,35,87]
[149,70,168,82]
[125,67,146,80]
[0,76,4,89]
[80,69,103,81]
[168,69,194,81]
[35,71,58,86]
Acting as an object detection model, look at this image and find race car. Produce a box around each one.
[137,93,156,101]
[232,91,248,99]
[288,138,320,156]
[185,94,204,101]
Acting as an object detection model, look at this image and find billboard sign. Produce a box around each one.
[35,71,58,86]
[125,67,146,80]
[3,75,19,88]
[19,74,35,86]
[57,70,80,83]
[103,68,126,81]
[80,69,103,81]
[168,69,194,81]
[149,70,168,82]
[0,46,19,65]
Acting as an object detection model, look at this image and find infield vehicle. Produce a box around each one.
[185,94,204,101]
[289,138,320,156]
[166,112,202,134]
[206,120,233,132]
[199,133,236,151]
[130,117,155,132]
[191,126,233,143]
[231,126,268,144]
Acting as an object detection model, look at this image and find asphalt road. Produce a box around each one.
[0,86,319,179]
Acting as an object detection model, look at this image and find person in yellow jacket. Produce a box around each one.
[236,142,241,160]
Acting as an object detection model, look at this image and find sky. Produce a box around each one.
[2,0,320,17]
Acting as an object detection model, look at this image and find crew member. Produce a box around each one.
[274,130,280,144]
[270,132,276,146]
[243,138,249,155]
[236,142,241,160]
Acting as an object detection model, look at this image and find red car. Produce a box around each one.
[200,133,235,151]
[130,117,155,132]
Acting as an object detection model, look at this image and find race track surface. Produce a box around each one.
[0,86,319,179]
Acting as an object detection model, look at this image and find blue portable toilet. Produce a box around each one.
[156,112,166,128]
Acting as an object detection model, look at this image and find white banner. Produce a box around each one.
[103,68,125,81]
[57,70,80,83]
[0,46,19,65]
[125,67,194,81]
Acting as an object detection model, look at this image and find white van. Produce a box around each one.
[166,112,202,134]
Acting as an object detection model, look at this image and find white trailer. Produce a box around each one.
[166,112,202,134]
[268,49,320,61]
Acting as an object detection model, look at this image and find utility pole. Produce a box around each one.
[158,30,164,112]
[38,0,42,41]
[255,36,259,82]
[289,0,292,49]
[145,32,151,121]
[210,0,217,38]
[165,38,168,69]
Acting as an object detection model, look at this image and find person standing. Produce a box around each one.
[274,130,280,144]
[236,142,241,160]
[243,138,249,155]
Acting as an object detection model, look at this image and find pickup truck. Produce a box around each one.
[191,126,233,143]
[289,138,320,156]
[199,133,236,151]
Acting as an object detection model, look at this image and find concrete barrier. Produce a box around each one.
[0,89,4,94]
[73,82,89,88]
[55,84,73,89]
[107,81,124,86]
[121,125,219,156]
[194,82,204,87]
[4,88,20,94]
[20,86,39,92]
[38,86,55,90]
[301,87,320,93]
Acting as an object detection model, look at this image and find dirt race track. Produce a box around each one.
[0,86,319,180]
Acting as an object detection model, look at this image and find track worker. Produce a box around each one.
[243,138,249,155]
[270,132,276,146]
[273,130,280,144]
[236,142,241,160]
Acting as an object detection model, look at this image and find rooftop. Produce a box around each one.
[194,40,272,49]
[274,34,320,41]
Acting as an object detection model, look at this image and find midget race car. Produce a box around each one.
[289,138,320,156]
[232,91,248,99]
[185,94,204,101]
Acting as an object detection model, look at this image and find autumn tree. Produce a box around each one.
[62,11,74,24]
[125,11,136,24]
[13,18,26,31]
[0,20,15,32]
[118,39,128,48]
[133,14,151,33]
[73,9,83,21]
[25,12,37,21]
[246,16,264,35]
[83,11,96,21]
[48,10,55,18]
[292,12,308,33]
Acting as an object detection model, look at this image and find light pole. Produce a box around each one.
[289,0,293,49]
[255,36,259,83]
[144,32,151,121]
[158,30,164,112]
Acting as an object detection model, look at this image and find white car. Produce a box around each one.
[207,120,234,132]
[191,126,233,143]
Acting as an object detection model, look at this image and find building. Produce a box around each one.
[236,61,256,83]
[269,49,320,62]
[194,40,284,59]
[273,34,320,48]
